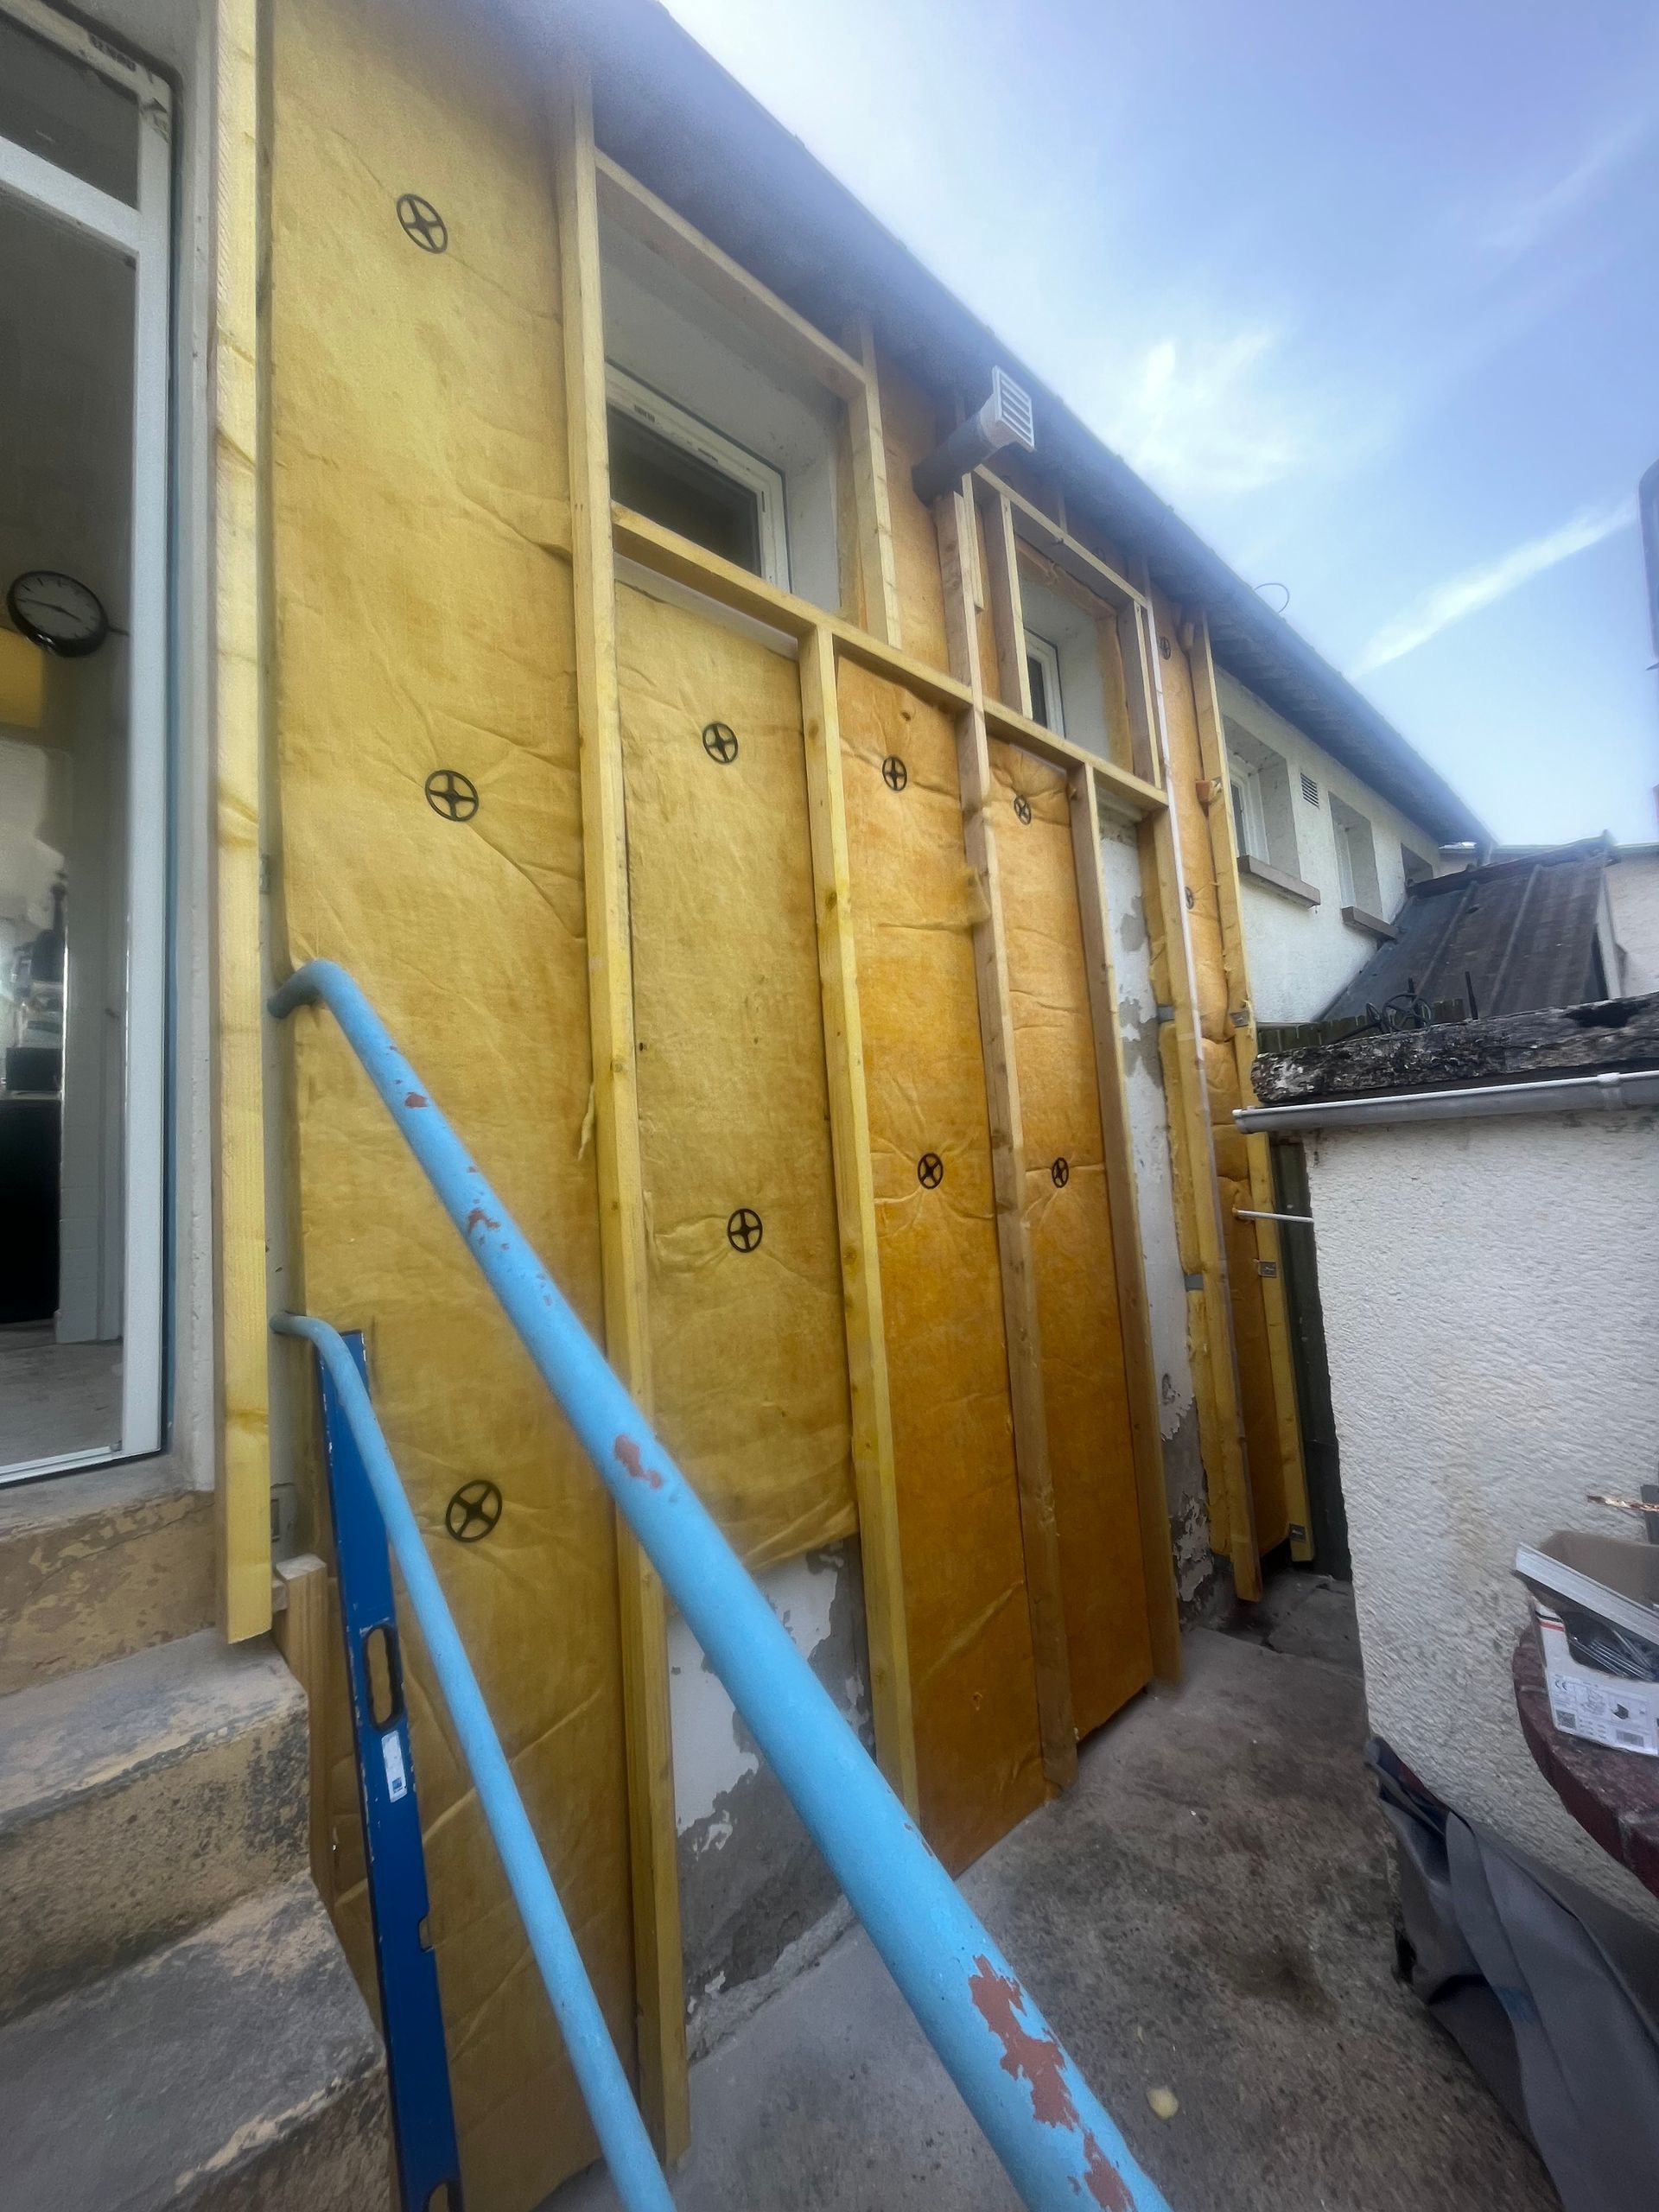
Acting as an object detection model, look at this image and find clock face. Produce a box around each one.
[6,571,108,658]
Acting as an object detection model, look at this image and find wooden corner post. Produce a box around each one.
[1185,612,1313,1561]
[215,0,273,1641]
[550,56,689,2162]
[799,626,918,1813]
[1128,590,1261,1601]
[933,480,1076,1789]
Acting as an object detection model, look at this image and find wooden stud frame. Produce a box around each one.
[975,482,1180,1682]
[1129,586,1261,1600]
[271,1554,334,1906]
[799,626,919,1812]
[933,480,1077,1791]
[215,0,273,1637]
[1185,613,1314,1564]
[848,313,902,646]
[592,149,902,651]
[553,64,689,2162]
[1068,767,1184,1681]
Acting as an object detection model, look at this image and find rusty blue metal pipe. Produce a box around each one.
[270,957,1172,2212]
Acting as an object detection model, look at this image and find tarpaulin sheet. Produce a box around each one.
[1154,592,1290,1551]
[270,1,632,2204]
[837,660,1046,1871]
[990,741,1153,1738]
[616,582,855,1570]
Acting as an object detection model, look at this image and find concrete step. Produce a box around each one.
[0,1461,213,1698]
[0,1875,389,2210]
[0,1629,308,2022]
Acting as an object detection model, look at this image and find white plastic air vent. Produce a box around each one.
[988,366,1035,454]
[1300,772,1320,807]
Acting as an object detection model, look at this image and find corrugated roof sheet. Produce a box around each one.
[1322,842,1611,1020]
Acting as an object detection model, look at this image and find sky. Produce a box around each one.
[659,0,1659,843]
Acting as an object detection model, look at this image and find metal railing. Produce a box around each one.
[270,957,1171,2212]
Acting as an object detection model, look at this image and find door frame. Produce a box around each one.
[0,0,172,1479]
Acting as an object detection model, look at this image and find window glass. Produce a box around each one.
[0,14,139,207]
[1331,795,1382,912]
[1,185,137,1468]
[607,405,763,575]
[1023,631,1065,735]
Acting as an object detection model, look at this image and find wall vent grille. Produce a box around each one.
[1300,772,1320,806]
[989,366,1035,452]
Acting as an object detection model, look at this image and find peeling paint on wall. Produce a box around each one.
[1098,816,1217,1616]
[669,1535,874,2056]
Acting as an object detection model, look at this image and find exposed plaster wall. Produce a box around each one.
[1304,1109,1659,1923]
[1217,672,1446,1028]
[1608,853,1659,996]
[1098,812,1214,1614]
[670,1536,873,2056]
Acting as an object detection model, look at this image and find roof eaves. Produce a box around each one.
[557,0,1488,848]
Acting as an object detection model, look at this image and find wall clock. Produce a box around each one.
[6,570,108,658]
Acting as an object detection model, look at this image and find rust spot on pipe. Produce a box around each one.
[967,1952,1134,2205]
[1081,2133,1133,2211]
[404,1091,427,1108]
[614,1434,664,1490]
[465,1206,499,1236]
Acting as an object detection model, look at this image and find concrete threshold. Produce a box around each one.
[551,1626,1555,2211]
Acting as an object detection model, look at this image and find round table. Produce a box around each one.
[1514,1624,1659,1900]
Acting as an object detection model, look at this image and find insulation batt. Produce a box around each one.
[271,1,631,2203]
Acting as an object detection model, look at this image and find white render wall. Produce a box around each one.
[1608,851,1659,995]
[1304,1106,1659,1921]
[1098,810,1212,1609]
[1218,672,1449,1027]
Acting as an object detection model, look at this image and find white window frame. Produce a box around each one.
[1024,629,1065,735]
[0,0,171,1480]
[606,362,791,590]
[1230,763,1268,864]
[1332,798,1380,913]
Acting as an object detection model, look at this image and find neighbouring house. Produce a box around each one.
[0,0,1494,2202]
[1241,998,1659,1933]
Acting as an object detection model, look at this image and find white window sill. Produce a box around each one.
[1341,904,1397,941]
[1239,854,1320,906]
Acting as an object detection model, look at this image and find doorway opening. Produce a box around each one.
[0,2,169,1481]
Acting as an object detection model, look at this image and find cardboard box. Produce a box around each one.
[1535,1604,1659,1758]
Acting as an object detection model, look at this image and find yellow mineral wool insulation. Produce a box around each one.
[270,0,631,2204]
[837,658,1046,1872]
[615,581,856,1570]
[990,741,1154,1738]
[874,355,952,673]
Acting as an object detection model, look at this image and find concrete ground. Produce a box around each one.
[553,1605,1555,2211]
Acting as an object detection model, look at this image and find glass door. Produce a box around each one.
[0,1,169,1479]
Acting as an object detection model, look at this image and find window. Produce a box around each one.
[606,365,790,588]
[1015,569,1116,759]
[1223,718,1305,889]
[1331,795,1382,915]
[1025,631,1065,735]
[1230,765,1268,863]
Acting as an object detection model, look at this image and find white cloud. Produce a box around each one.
[1351,499,1636,677]
[1092,327,1313,502]
[1478,111,1655,257]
